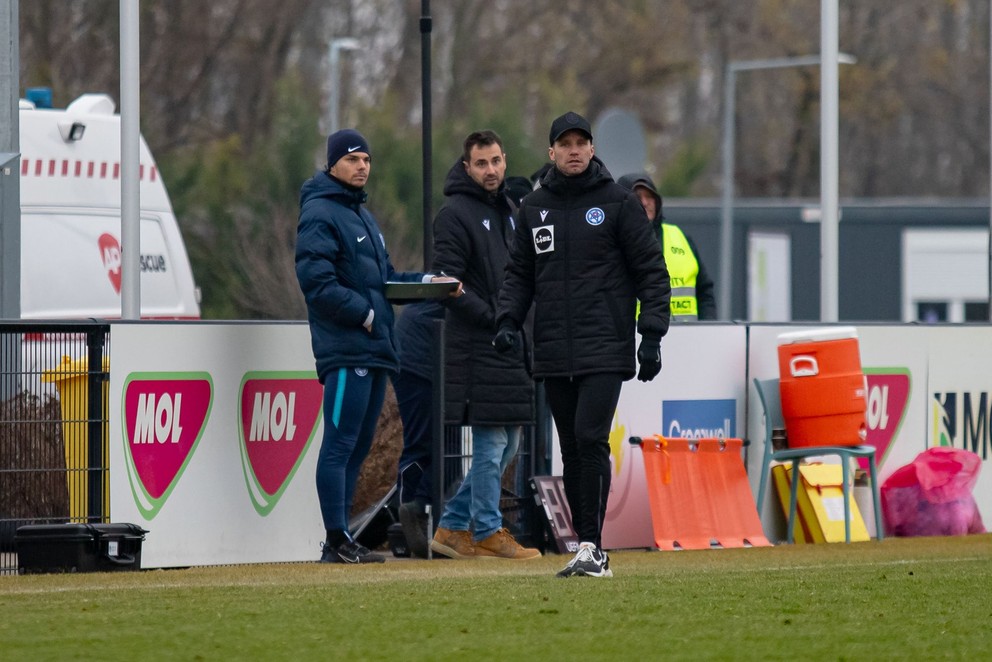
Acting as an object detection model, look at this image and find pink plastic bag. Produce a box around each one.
[880,447,986,537]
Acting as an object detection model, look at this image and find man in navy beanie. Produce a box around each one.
[296,128,459,563]
[325,128,371,173]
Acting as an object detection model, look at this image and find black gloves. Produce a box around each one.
[636,338,662,382]
[492,322,520,354]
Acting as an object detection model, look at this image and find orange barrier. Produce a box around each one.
[636,436,772,550]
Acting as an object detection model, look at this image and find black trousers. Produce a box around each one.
[392,370,433,505]
[543,373,624,549]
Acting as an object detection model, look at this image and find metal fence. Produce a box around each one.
[0,321,111,574]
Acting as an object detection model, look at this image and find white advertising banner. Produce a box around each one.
[922,326,992,526]
[107,321,987,565]
[602,324,747,549]
[110,322,325,568]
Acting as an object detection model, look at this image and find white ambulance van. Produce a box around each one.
[18,92,200,319]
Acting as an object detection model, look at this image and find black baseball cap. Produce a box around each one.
[549,112,593,145]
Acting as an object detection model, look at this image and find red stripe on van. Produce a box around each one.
[139,164,144,180]
[75,161,82,176]
[48,159,56,176]
[113,162,120,179]
[100,162,107,178]
[21,159,28,175]
[87,161,95,177]
[61,159,69,176]
[35,160,42,176]
[150,166,157,182]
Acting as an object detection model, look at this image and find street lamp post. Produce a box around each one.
[718,53,855,320]
[328,37,360,135]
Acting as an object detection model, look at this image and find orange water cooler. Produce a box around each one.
[776,326,867,448]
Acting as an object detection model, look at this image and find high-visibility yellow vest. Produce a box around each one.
[636,223,700,321]
[662,223,700,321]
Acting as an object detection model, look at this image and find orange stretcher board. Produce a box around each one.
[637,436,772,550]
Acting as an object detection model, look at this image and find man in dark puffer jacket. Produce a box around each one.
[296,128,457,565]
[495,112,671,578]
[428,130,539,561]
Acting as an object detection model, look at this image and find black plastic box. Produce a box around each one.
[14,523,148,574]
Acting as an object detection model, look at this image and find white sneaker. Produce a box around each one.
[556,542,612,578]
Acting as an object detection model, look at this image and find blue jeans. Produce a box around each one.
[437,425,521,542]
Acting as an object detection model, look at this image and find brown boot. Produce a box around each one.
[475,528,541,560]
[430,527,477,559]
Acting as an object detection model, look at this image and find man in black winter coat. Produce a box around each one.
[427,130,540,561]
[495,112,671,578]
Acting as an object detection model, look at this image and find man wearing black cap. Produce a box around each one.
[618,172,716,321]
[495,112,671,578]
[296,128,458,564]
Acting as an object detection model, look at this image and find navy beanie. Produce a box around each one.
[326,129,371,168]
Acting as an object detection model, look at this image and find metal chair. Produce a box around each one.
[753,377,884,543]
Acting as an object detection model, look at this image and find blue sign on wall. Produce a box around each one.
[662,399,736,438]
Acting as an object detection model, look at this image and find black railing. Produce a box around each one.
[0,321,111,574]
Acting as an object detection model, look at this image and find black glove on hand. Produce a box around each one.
[636,339,662,382]
[492,322,520,354]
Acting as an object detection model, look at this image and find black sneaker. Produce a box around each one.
[320,539,385,564]
[398,501,430,559]
[557,542,612,578]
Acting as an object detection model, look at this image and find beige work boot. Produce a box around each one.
[475,527,542,560]
[430,527,477,559]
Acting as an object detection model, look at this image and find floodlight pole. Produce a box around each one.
[120,0,140,320]
[718,52,855,321]
[821,0,840,322]
[328,37,360,135]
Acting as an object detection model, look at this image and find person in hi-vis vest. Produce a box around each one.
[618,172,716,321]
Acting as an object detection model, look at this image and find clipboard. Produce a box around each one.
[384,281,458,301]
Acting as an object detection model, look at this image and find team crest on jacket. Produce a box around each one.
[585,207,605,226]
[532,225,555,254]
[355,367,369,377]
[482,218,491,231]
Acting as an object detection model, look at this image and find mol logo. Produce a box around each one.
[863,368,911,469]
[238,372,323,515]
[122,372,214,519]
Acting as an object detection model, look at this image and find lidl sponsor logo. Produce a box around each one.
[663,399,736,439]
[239,372,323,515]
[533,226,555,254]
[122,372,213,519]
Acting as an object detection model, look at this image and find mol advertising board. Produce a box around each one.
[110,322,322,568]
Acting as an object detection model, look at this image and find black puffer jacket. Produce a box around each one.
[432,159,534,425]
[497,157,671,379]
